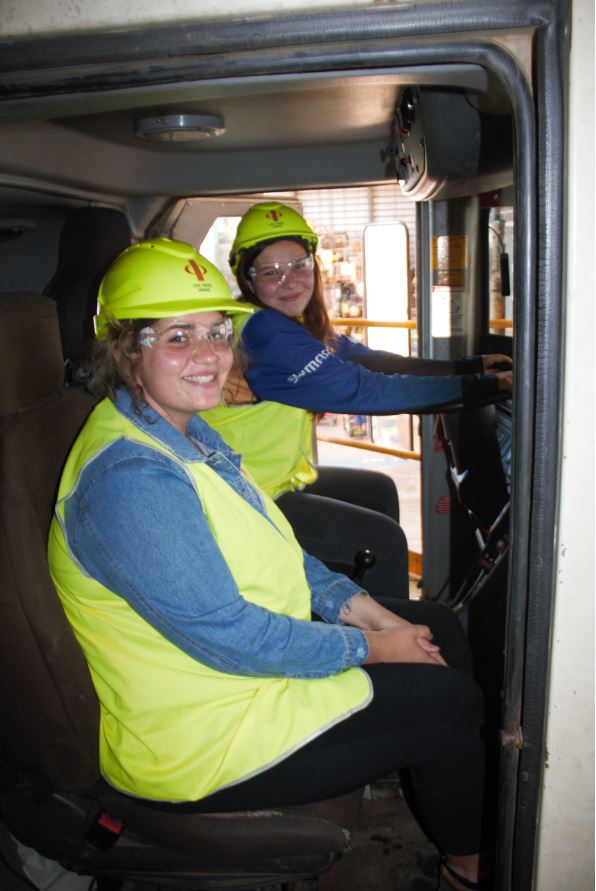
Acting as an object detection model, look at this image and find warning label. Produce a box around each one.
[431,286,466,337]
[432,235,468,288]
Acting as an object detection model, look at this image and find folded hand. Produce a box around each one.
[364,622,447,666]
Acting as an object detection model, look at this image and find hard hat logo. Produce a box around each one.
[94,237,253,338]
[266,210,283,223]
[185,260,209,281]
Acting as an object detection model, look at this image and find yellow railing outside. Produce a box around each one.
[330,318,416,329]
[316,431,421,462]
[331,316,513,330]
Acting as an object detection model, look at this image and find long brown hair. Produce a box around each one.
[235,238,336,347]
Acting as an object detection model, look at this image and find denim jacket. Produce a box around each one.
[61,388,369,679]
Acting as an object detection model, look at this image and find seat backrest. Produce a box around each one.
[0,294,363,889]
[43,207,131,376]
[0,291,99,790]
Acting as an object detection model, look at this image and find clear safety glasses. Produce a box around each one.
[138,317,233,353]
[247,253,314,286]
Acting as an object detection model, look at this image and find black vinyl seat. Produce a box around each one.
[0,291,361,889]
[43,207,132,385]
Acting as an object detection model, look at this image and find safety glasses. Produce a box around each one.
[247,253,314,285]
[138,317,233,353]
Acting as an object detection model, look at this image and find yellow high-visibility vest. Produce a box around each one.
[200,311,318,499]
[200,398,317,499]
[49,398,371,802]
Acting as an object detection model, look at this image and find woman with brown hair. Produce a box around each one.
[49,237,490,891]
[200,202,512,599]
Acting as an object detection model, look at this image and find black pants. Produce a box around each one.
[277,465,410,599]
[187,600,485,856]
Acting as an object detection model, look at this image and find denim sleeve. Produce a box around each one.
[63,442,368,679]
[242,311,499,414]
[301,550,366,622]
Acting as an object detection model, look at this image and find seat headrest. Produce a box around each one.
[47,207,131,281]
[43,207,132,365]
[0,291,65,415]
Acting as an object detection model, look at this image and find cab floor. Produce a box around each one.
[313,779,438,891]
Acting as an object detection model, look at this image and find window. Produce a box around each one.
[488,206,514,337]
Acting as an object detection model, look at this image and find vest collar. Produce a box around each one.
[114,387,241,467]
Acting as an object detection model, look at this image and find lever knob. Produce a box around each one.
[351,548,376,582]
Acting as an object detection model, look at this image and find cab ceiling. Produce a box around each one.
[0,64,496,206]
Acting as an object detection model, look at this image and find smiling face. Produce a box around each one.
[133,310,233,433]
[249,239,315,318]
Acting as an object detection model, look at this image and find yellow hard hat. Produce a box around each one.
[95,237,252,339]
[229,202,318,274]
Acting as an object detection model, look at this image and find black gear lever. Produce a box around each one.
[350,548,376,584]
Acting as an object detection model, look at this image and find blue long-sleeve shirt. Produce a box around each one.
[240,310,499,414]
[61,388,369,679]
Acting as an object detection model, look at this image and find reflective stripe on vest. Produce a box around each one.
[48,398,371,802]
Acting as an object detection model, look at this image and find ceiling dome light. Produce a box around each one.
[134,113,225,143]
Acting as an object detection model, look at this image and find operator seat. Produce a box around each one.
[440,405,509,536]
[438,404,510,609]
[0,291,360,888]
